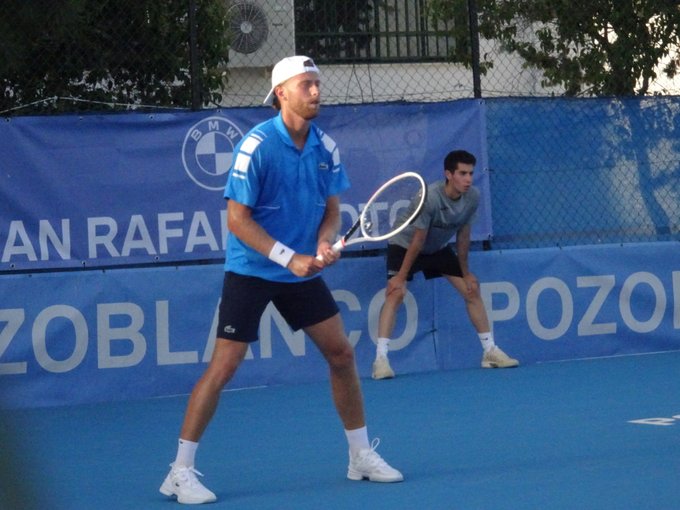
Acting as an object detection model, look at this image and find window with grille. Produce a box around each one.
[294,0,467,64]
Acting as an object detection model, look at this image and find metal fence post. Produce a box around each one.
[467,0,482,99]
[189,0,201,110]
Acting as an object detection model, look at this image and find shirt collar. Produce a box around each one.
[273,112,320,151]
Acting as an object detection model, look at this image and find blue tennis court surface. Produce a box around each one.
[2,351,680,510]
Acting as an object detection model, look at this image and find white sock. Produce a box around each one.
[174,438,198,468]
[478,332,496,353]
[376,337,390,358]
[345,426,370,455]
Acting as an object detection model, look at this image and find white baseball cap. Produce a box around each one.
[263,55,320,105]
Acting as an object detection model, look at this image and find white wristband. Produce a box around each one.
[268,241,295,268]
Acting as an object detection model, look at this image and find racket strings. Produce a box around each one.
[360,178,425,239]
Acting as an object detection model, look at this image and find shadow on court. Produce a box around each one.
[1,351,679,510]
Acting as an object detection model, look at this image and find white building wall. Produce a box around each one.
[218,38,563,108]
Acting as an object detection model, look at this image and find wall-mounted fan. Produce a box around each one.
[226,0,295,68]
[228,1,270,55]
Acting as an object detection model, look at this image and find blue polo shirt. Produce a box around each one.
[224,112,350,282]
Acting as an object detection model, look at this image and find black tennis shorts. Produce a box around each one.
[386,244,463,281]
[216,272,340,342]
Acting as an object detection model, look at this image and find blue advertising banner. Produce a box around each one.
[0,100,490,272]
[0,257,437,409]
[1,242,677,409]
[434,242,680,369]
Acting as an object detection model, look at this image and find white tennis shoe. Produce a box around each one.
[481,346,519,368]
[372,355,395,379]
[160,463,217,505]
[347,438,403,483]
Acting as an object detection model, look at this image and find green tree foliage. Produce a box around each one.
[427,0,680,96]
[0,0,229,115]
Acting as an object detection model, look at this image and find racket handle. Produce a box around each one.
[315,238,345,261]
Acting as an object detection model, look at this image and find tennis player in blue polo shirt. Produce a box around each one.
[160,56,403,505]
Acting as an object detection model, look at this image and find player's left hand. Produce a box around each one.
[316,240,341,267]
[288,253,324,277]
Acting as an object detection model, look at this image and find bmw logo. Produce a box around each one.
[182,115,244,190]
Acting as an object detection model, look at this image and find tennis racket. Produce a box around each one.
[317,171,427,259]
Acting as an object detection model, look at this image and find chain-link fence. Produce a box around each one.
[1,0,679,248]
[486,96,680,249]
[4,0,679,115]
[0,0,229,115]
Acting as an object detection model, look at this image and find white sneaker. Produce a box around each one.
[481,346,519,369]
[159,463,217,505]
[347,438,403,483]
[372,355,395,380]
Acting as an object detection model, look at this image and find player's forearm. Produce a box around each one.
[233,215,276,255]
[227,202,279,257]
[317,196,341,246]
[398,231,425,277]
[458,255,470,275]
[456,226,472,274]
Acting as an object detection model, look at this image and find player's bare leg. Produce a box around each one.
[373,288,404,379]
[378,286,405,340]
[305,313,365,429]
[306,312,403,483]
[180,339,249,441]
[446,275,489,332]
[447,275,519,368]
[161,339,248,504]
